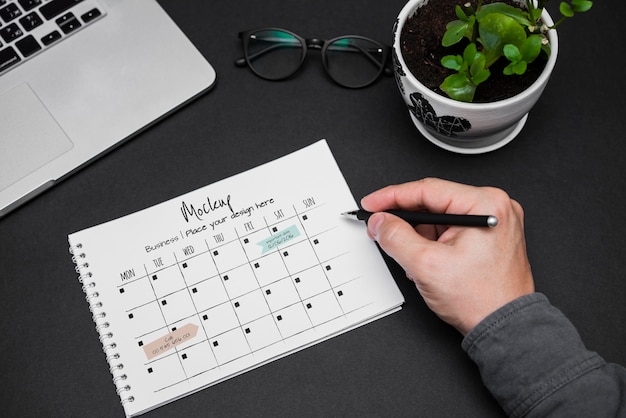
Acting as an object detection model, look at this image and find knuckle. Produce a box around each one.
[480,186,526,224]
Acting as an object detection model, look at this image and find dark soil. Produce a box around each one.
[400,0,548,102]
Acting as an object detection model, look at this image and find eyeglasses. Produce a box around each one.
[235,28,392,89]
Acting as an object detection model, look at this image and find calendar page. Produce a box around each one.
[68,140,404,417]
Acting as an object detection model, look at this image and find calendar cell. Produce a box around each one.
[179,251,219,286]
[200,301,240,338]
[189,275,229,312]
[232,289,270,325]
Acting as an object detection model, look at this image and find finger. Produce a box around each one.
[361,178,488,215]
[368,212,443,270]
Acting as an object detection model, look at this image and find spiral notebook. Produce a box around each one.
[68,140,404,417]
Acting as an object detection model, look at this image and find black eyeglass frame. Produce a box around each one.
[235,27,393,89]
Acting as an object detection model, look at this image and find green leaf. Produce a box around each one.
[503,60,526,75]
[441,55,462,71]
[478,13,527,66]
[469,54,487,78]
[530,8,543,22]
[512,61,527,74]
[440,73,476,102]
[443,20,468,46]
[455,4,469,21]
[476,3,532,26]
[472,68,491,85]
[560,2,574,17]
[463,42,479,65]
[503,44,522,62]
[571,0,593,12]
[465,15,476,40]
[519,35,542,62]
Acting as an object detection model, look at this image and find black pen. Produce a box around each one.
[341,209,498,228]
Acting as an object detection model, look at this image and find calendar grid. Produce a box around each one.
[118,201,366,393]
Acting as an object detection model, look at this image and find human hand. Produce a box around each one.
[361,178,535,335]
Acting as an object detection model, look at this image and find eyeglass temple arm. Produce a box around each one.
[326,42,393,75]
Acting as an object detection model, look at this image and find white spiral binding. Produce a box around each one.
[69,243,135,407]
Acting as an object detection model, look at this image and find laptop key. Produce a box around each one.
[0,22,23,43]
[81,8,101,23]
[0,3,22,23]
[15,34,41,57]
[40,0,83,20]
[18,0,43,12]
[19,12,44,31]
[56,12,81,34]
[41,30,61,46]
[0,46,20,72]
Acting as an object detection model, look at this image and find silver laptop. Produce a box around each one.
[0,0,217,218]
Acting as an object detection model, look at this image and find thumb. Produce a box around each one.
[367,212,432,269]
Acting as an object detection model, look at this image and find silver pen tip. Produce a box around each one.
[487,216,499,228]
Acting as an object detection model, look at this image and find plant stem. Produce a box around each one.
[550,16,568,28]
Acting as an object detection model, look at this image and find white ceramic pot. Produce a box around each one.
[393,0,559,154]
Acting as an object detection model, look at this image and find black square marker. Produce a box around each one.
[223,275,229,281]
[245,328,251,334]
[277,315,283,321]
[202,314,208,320]
[254,262,260,268]
[182,263,188,268]
[213,250,219,256]
[161,300,167,306]
[272,227,278,232]
[138,341,143,347]
[182,353,187,359]
[128,313,134,319]
[302,215,308,221]
[306,303,312,309]
[325,265,332,271]
[244,238,249,244]
[338,290,343,296]
[234,301,240,308]
[313,239,319,245]
[119,288,125,294]
[295,277,301,283]
[265,289,271,295]
[152,275,158,280]
[213,341,219,347]
[147,367,153,373]
[283,251,289,257]
[192,287,198,293]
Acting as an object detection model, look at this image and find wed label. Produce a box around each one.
[143,323,199,360]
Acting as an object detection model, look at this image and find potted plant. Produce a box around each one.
[393,0,592,153]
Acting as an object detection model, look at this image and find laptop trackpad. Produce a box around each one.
[0,83,73,191]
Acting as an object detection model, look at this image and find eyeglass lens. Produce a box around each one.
[246,30,305,80]
[244,29,386,88]
[323,37,386,88]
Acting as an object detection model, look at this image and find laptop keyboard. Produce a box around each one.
[0,0,105,75]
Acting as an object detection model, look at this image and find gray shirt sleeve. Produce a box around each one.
[462,293,626,417]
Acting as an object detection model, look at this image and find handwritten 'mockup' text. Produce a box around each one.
[180,195,233,222]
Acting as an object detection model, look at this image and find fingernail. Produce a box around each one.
[367,213,384,241]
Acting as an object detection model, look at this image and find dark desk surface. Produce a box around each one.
[1,1,624,416]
